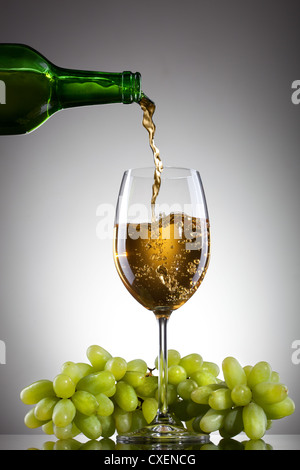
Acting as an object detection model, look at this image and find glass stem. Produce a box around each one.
[157,316,169,417]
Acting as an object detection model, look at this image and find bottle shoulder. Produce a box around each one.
[0,43,54,74]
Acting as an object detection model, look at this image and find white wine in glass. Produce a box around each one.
[113,167,210,443]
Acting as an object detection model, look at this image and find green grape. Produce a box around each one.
[166,383,177,405]
[155,349,181,369]
[201,361,220,377]
[223,407,244,437]
[231,384,252,406]
[53,374,76,399]
[122,371,145,388]
[264,443,274,451]
[247,361,272,389]
[243,365,253,378]
[98,414,116,438]
[190,385,216,405]
[200,408,227,433]
[192,414,209,433]
[20,379,55,405]
[199,443,220,451]
[252,382,288,406]
[218,437,244,450]
[24,408,47,429]
[80,440,103,450]
[135,375,158,398]
[179,353,203,376]
[53,422,80,440]
[219,426,234,439]
[190,370,218,387]
[41,441,55,450]
[222,357,247,390]
[76,370,115,395]
[99,438,116,450]
[101,383,116,398]
[42,420,54,435]
[243,439,267,451]
[95,393,114,416]
[131,410,148,431]
[208,388,234,410]
[171,400,190,422]
[154,383,177,406]
[52,398,76,428]
[167,365,187,385]
[60,362,82,384]
[86,345,112,370]
[104,357,127,381]
[53,423,72,439]
[114,407,132,434]
[261,397,295,420]
[127,359,148,374]
[176,379,198,401]
[34,396,59,421]
[114,381,138,412]
[186,402,210,419]
[167,349,181,366]
[142,398,158,424]
[53,438,82,450]
[71,390,99,416]
[74,412,102,439]
[270,371,280,383]
[242,402,267,440]
[185,418,194,432]
[76,362,94,378]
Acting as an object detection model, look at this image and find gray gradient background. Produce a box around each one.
[0,0,299,437]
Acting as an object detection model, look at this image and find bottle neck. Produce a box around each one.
[55,67,141,109]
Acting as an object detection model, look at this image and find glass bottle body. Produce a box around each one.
[0,44,141,135]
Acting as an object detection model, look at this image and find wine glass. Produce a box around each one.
[113,167,210,443]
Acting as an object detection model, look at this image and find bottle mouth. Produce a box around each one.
[122,71,141,103]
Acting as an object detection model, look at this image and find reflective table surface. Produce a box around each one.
[0,433,299,450]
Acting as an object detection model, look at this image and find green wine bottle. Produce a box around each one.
[0,44,141,135]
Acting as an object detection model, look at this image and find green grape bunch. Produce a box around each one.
[20,346,295,442]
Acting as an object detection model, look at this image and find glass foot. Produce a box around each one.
[116,416,209,445]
